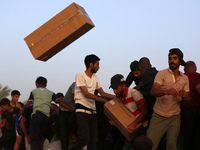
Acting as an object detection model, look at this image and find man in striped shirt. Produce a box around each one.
[109,74,148,150]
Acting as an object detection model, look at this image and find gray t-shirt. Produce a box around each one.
[60,82,76,111]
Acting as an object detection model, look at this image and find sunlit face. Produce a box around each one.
[11,95,20,103]
[168,54,181,71]
[132,69,141,78]
[113,84,125,98]
[91,61,100,73]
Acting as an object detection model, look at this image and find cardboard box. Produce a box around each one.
[24,2,95,61]
[104,98,143,141]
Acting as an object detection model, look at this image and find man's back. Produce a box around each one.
[30,87,55,117]
[182,71,200,109]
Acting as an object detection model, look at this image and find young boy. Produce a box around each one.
[14,102,33,150]
[10,90,21,108]
[25,76,58,150]
[0,98,20,149]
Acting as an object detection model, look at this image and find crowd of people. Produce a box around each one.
[0,48,199,150]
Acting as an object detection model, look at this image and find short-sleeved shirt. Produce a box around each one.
[181,72,200,109]
[2,107,20,130]
[75,72,101,110]
[153,68,190,117]
[15,107,32,136]
[119,87,148,126]
[59,82,76,112]
[125,71,141,87]
[28,87,57,117]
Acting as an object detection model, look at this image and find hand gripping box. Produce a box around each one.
[24,2,95,61]
[104,98,143,141]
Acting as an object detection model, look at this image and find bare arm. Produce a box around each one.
[0,118,6,128]
[127,103,147,133]
[150,82,178,97]
[20,117,30,144]
[56,99,75,111]
[24,101,32,109]
[98,88,115,99]
[179,90,190,104]
[80,86,108,103]
[151,82,190,104]
[195,83,200,96]
[51,105,59,115]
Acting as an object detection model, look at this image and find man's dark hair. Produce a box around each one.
[35,76,47,86]
[56,92,64,98]
[11,90,21,96]
[17,102,24,108]
[84,54,100,69]
[139,57,151,69]
[0,98,10,106]
[184,61,197,72]
[130,60,140,71]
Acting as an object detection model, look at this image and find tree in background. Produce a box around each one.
[0,84,11,100]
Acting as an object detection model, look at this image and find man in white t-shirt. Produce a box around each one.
[70,54,115,150]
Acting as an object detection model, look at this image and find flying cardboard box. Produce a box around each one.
[104,98,143,141]
[24,2,95,61]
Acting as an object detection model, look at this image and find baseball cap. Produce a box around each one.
[109,74,125,89]
[168,48,186,66]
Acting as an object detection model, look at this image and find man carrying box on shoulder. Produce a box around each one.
[109,74,149,150]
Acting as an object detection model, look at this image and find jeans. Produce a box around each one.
[59,111,75,150]
[30,111,51,150]
[70,112,98,150]
[0,128,15,150]
[180,107,200,150]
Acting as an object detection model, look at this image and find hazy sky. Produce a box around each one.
[1,0,199,102]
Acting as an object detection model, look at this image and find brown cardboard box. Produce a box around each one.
[24,2,95,61]
[104,98,143,141]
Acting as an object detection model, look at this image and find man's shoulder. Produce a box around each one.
[128,88,140,95]
[2,110,9,116]
[180,71,189,79]
[76,72,85,76]
[13,107,20,112]
[32,88,55,97]
[185,71,200,77]
[142,67,158,76]
[157,68,168,73]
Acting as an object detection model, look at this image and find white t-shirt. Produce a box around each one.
[75,72,101,110]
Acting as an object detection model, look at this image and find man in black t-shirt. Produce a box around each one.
[0,98,20,150]
[125,60,141,88]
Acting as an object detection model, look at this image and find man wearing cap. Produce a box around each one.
[147,48,190,150]
[110,74,148,150]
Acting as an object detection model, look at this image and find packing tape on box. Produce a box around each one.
[29,13,80,48]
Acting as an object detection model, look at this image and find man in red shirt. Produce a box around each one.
[180,61,200,150]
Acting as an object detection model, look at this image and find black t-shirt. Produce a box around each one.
[2,107,20,129]
[125,71,141,87]
[23,107,32,119]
